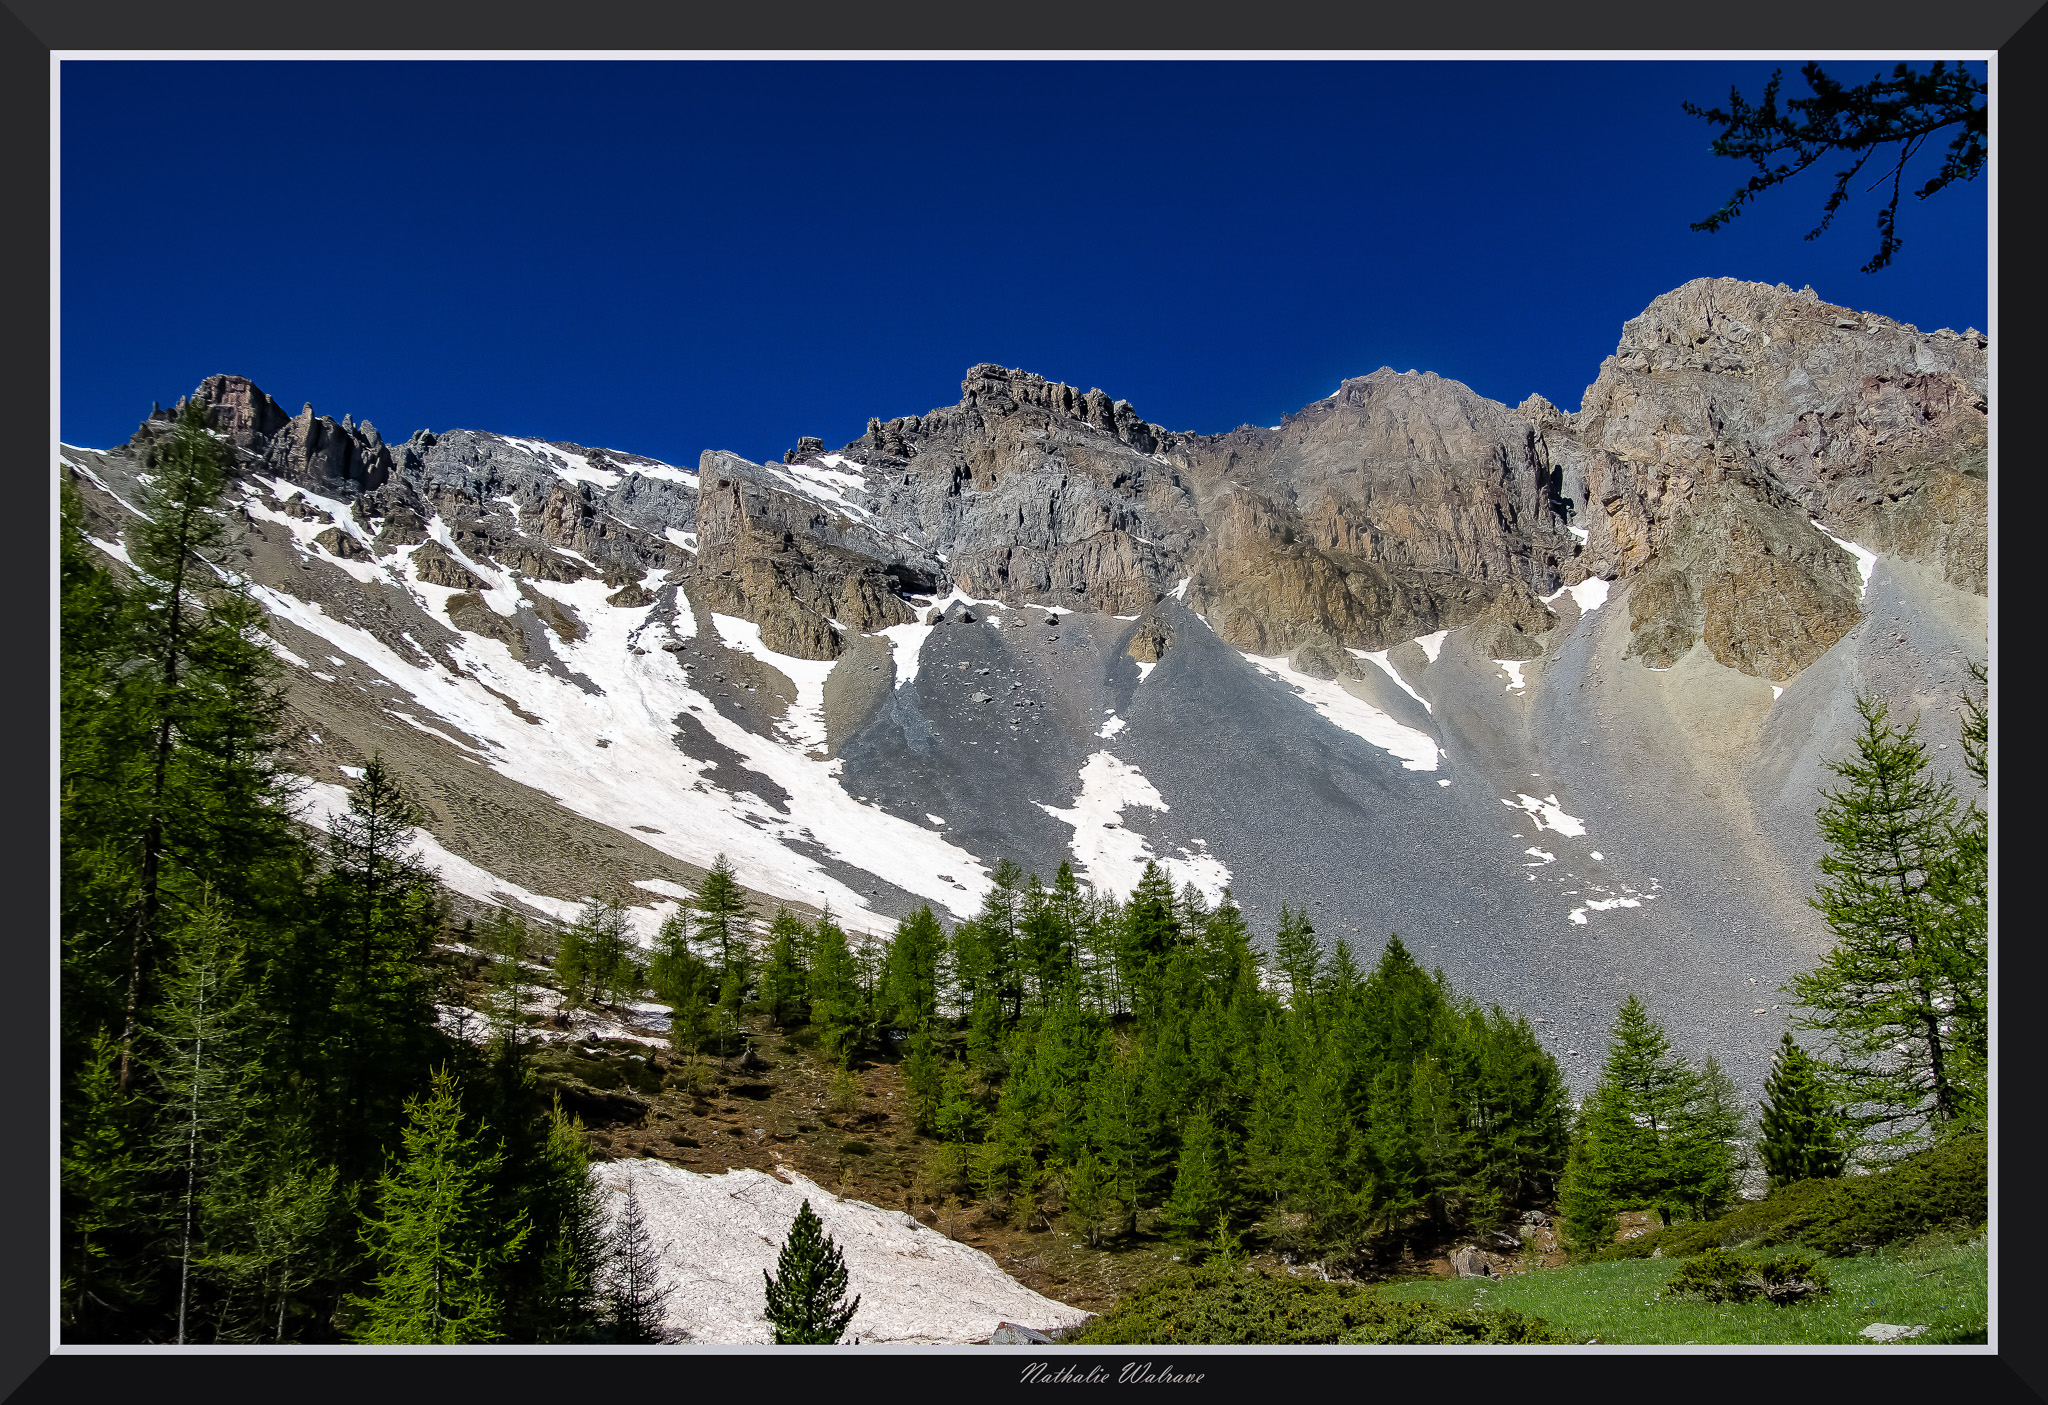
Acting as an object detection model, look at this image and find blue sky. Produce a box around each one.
[60,58,1990,466]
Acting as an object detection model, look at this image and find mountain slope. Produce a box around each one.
[60,276,1988,1101]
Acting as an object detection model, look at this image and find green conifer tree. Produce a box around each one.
[1563,996,1732,1235]
[348,1068,531,1344]
[648,908,712,1057]
[84,403,303,1089]
[1120,862,1180,1020]
[59,1031,158,1341]
[1160,1108,1229,1250]
[809,909,864,1068]
[1272,904,1321,1013]
[194,1113,341,1343]
[572,897,638,1005]
[762,1199,860,1345]
[146,901,260,1343]
[1757,1032,1847,1190]
[308,755,441,1182]
[758,909,812,1027]
[601,1179,671,1343]
[479,909,532,1049]
[1792,695,1983,1151]
[514,1096,609,1343]
[692,854,757,1007]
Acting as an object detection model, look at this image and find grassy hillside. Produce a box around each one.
[1377,1225,1986,1345]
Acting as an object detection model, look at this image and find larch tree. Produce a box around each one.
[692,854,757,1009]
[348,1068,530,1344]
[1791,695,1984,1153]
[1684,60,1985,272]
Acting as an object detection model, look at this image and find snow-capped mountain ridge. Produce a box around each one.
[62,276,1988,1100]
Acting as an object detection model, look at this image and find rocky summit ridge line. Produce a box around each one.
[61,276,1988,1102]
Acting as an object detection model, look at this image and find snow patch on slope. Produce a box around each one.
[876,619,934,689]
[708,612,833,753]
[1035,752,1231,903]
[250,570,993,924]
[1354,648,1431,712]
[1544,577,1611,614]
[1810,519,1878,598]
[1501,793,1587,838]
[590,1160,1088,1344]
[1243,654,1443,771]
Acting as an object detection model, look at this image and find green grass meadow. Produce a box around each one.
[1374,1227,1988,1345]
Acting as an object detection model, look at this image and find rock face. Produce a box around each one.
[689,468,917,660]
[1174,370,1577,656]
[1563,277,1986,677]
[831,365,1205,615]
[140,276,1988,693]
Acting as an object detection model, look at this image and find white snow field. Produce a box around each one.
[589,1160,1090,1344]
[247,494,995,927]
[1035,751,1232,903]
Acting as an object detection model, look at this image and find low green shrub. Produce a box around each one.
[1661,1249,1830,1305]
[1601,1133,1984,1262]
[1063,1266,1577,1346]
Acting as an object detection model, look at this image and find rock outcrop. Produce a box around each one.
[688,469,916,660]
[829,365,1207,615]
[1562,277,1986,677]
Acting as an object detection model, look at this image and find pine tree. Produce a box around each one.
[478,908,532,1049]
[601,1179,672,1343]
[513,1096,609,1344]
[348,1067,531,1344]
[60,481,152,1062]
[1272,904,1321,1012]
[878,904,946,1035]
[762,1199,860,1345]
[1927,663,1989,1129]
[82,403,303,1089]
[1792,695,1984,1151]
[902,1027,944,1134]
[1757,1032,1847,1190]
[1564,997,1733,1235]
[648,908,713,1057]
[570,897,637,1005]
[1675,1055,1745,1221]
[554,915,591,1006]
[307,755,441,1182]
[1557,1086,1629,1256]
[1120,862,1180,1020]
[193,1114,341,1344]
